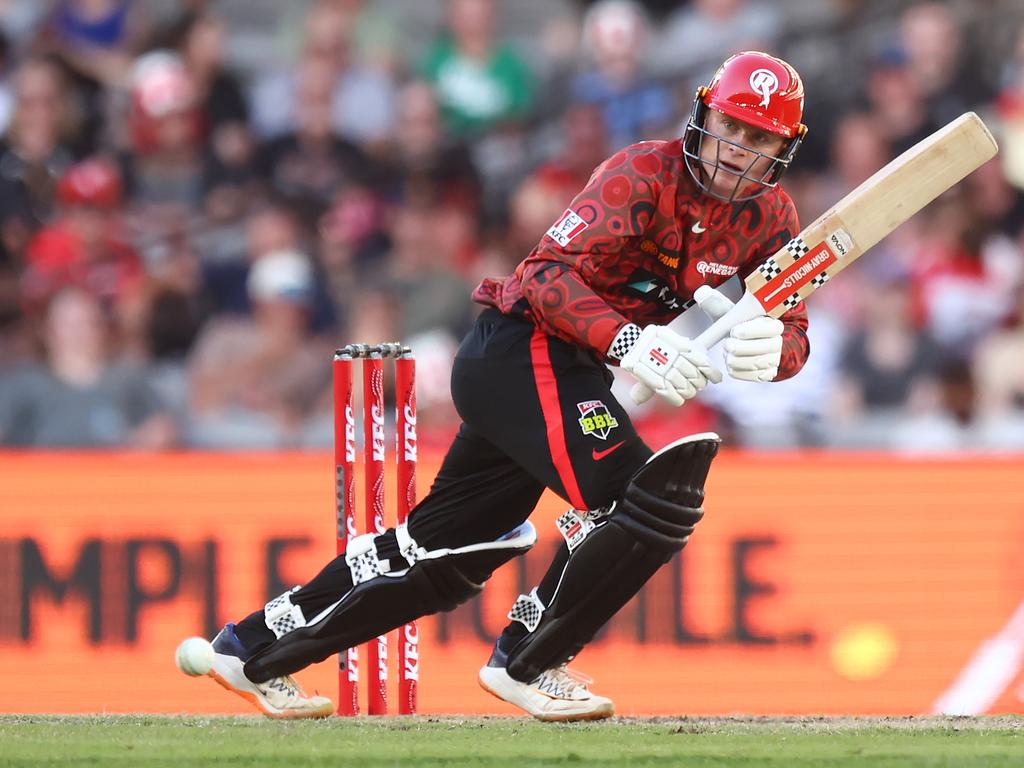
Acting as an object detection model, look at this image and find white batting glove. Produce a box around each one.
[696,287,784,382]
[611,324,722,407]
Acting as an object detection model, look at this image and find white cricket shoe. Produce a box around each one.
[204,623,334,719]
[479,662,614,722]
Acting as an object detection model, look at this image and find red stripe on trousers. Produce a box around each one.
[529,328,587,511]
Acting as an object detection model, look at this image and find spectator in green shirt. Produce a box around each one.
[419,0,533,138]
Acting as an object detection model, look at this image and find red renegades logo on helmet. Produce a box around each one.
[749,68,780,107]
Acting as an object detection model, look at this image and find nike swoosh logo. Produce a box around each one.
[592,441,625,461]
[691,221,707,234]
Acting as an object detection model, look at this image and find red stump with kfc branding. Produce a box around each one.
[333,343,418,716]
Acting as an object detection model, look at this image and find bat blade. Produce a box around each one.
[696,111,998,349]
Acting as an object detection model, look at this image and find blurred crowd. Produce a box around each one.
[0,0,1022,452]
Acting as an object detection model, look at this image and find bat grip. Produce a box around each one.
[628,291,766,406]
[694,291,766,349]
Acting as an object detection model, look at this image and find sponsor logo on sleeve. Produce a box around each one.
[546,209,589,247]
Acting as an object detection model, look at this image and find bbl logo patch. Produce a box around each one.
[577,400,619,440]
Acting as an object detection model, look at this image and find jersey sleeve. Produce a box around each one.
[517,145,660,355]
[742,196,810,381]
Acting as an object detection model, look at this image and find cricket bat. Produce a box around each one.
[632,111,998,404]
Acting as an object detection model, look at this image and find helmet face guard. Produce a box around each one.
[683,93,805,203]
[683,51,807,203]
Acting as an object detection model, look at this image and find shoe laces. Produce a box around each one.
[259,674,306,703]
[533,663,594,699]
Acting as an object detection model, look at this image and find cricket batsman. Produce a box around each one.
[179,51,811,721]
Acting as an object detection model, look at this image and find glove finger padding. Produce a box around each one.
[723,336,782,357]
[655,384,685,407]
[726,364,778,383]
[691,352,724,384]
[726,353,782,372]
[730,316,784,340]
[724,315,782,383]
[668,354,699,381]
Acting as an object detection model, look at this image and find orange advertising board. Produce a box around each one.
[1,450,1022,716]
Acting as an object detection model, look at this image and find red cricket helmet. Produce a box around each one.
[683,51,807,202]
[56,157,123,209]
[705,51,805,139]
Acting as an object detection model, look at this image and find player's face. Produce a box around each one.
[699,110,788,198]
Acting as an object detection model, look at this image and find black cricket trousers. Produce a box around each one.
[234,309,654,655]
[407,309,653,551]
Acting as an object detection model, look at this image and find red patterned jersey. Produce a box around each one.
[473,139,810,380]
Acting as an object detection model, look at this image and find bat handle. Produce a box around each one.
[694,291,766,349]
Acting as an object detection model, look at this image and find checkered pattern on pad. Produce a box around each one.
[264,587,306,638]
[508,588,545,633]
[346,535,387,585]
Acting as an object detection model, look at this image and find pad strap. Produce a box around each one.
[394,522,428,566]
[264,587,306,639]
[508,588,545,633]
[345,533,388,584]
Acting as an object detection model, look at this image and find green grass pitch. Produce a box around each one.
[2,715,1022,767]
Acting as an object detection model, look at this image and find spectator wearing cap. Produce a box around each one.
[186,249,333,449]
[199,202,336,334]
[20,155,143,323]
[120,50,205,246]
